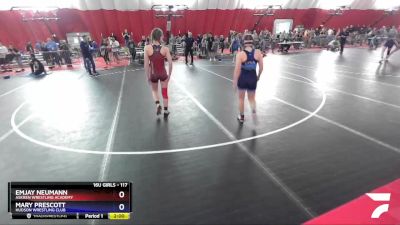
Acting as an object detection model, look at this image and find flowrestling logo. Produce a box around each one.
[365,193,391,219]
[304,179,400,225]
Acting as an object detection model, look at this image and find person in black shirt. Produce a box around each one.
[122,29,131,46]
[80,35,98,76]
[8,45,24,72]
[140,36,146,48]
[40,42,50,65]
[219,35,225,55]
[29,54,46,76]
[206,33,214,58]
[26,42,34,54]
[338,28,349,54]
[279,38,291,53]
[110,33,118,42]
[347,25,354,33]
[59,40,72,67]
[127,38,136,63]
[197,35,202,46]
[100,38,111,65]
[184,32,195,65]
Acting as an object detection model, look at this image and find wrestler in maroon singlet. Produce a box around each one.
[144,28,173,117]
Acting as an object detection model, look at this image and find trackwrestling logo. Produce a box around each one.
[366,193,391,219]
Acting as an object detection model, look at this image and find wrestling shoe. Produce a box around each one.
[237,114,244,124]
[164,110,170,118]
[156,104,162,115]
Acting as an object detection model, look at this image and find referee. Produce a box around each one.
[338,28,349,54]
[185,32,195,65]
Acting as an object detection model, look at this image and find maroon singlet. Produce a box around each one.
[149,45,168,83]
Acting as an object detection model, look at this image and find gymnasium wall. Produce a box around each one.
[0,9,399,49]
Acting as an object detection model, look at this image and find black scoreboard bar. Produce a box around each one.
[9,182,132,220]
[12,213,111,219]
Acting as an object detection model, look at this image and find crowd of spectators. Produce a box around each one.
[1,33,75,73]
[179,25,399,58]
[1,25,398,74]
[0,43,25,72]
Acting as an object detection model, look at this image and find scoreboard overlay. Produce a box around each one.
[8,182,132,220]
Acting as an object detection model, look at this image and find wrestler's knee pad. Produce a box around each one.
[162,88,168,99]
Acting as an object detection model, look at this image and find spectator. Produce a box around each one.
[259,31,268,53]
[367,28,378,49]
[181,34,187,49]
[100,38,110,65]
[210,35,219,61]
[59,40,72,67]
[127,38,136,63]
[176,34,182,45]
[26,42,34,54]
[253,31,260,49]
[169,34,177,56]
[122,29,131,46]
[239,33,244,49]
[52,34,60,43]
[207,33,214,59]
[40,42,50,65]
[308,29,315,47]
[29,54,46,77]
[110,37,120,63]
[230,34,240,63]
[327,38,340,51]
[196,34,202,54]
[46,38,61,67]
[326,28,335,44]
[90,39,98,57]
[219,35,225,55]
[140,36,146,48]
[8,45,24,72]
[35,41,41,51]
[201,34,207,57]
[109,33,118,41]
[0,43,9,72]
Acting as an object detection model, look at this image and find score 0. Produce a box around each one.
[115,183,130,212]
[118,191,126,211]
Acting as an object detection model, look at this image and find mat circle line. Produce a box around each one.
[11,65,326,155]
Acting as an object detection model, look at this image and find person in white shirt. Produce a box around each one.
[110,37,120,63]
[327,38,340,51]
[327,28,334,36]
[0,43,9,72]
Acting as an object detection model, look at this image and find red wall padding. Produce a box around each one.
[0,9,399,49]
